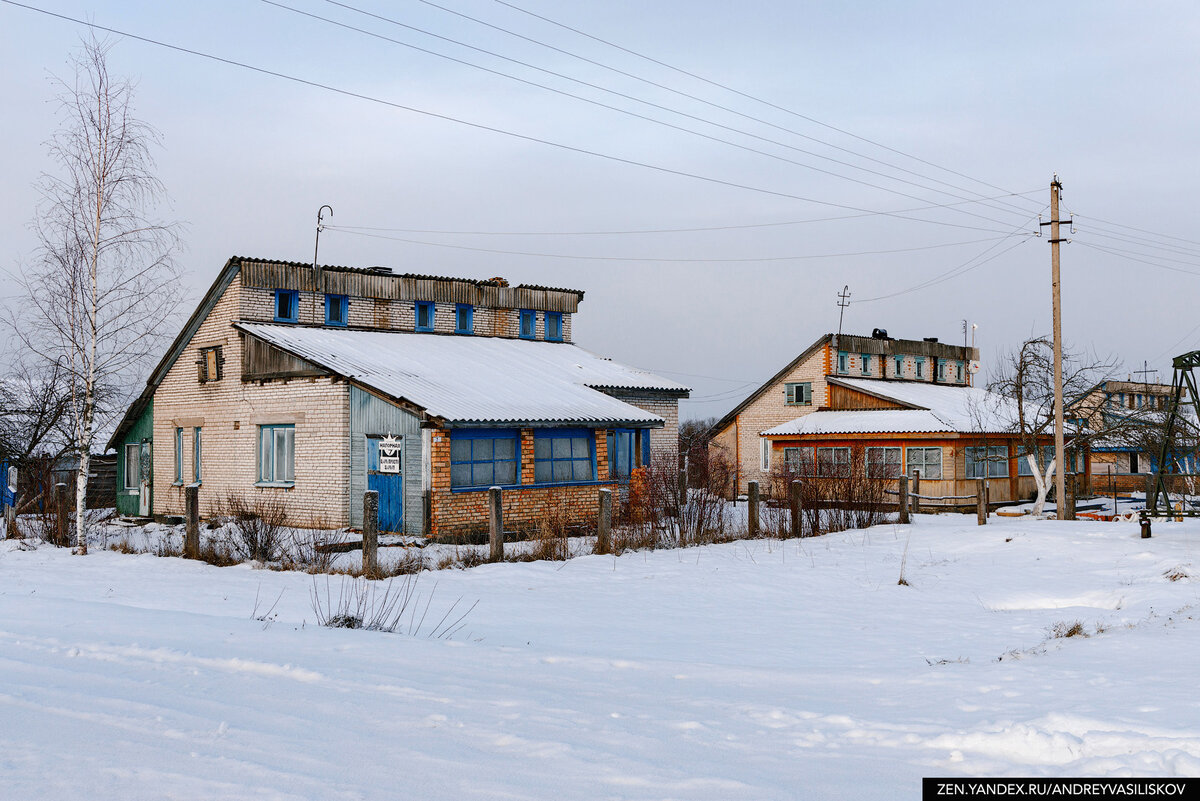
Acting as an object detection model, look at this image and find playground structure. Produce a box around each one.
[1146,349,1200,518]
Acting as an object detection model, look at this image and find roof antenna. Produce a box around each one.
[313,204,333,283]
[834,285,851,349]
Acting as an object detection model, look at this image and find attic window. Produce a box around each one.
[274,289,299,323]
[545,312,563,342]
[519,309,536,339]
[197,346,224,383]
[415,301,434,332]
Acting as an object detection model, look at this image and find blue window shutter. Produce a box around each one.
[641,430,651,466]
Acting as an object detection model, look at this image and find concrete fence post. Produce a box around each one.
[362,490,379,576]
[488,486,504,562]
[789,479,803,538]
[911,470,921,516]
[748,480,759,538]
[976,478,987,526]
[597,488,612,554]
[184,484,200,559]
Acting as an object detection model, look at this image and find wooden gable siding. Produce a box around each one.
[241,334,330,380]
[828,383,910,410]
[240,261,580,313]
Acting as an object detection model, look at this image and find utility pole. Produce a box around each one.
[1041,177,1072,515]
[835,285,851,350]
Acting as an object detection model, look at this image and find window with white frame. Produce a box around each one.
[861,354,871,375]
[866,446,901,477]
[816,446,851,477]
[965,445,1008,478]
[760,437,770,472]
[905,447,942,480]
[124,443,140,491]
[915,358,925,379]
[258,424,295,485]
[174,427,183,484]
[785,382,812,406]
[193,427,202,483]
[894,355,904,376]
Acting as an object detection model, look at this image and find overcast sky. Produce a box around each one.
[3,0,1199,423]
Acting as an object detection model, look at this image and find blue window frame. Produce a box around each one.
[193,427,202,483]
[785,382,812,405]
[915,358,925,378]
[415,301,434,332]
[894,356,904,375]
[174,427,183,483]
[535,429,594,483]
[450,429,519,488]
[837,351,848,373]
[545,312,563,342]
[274,289,299,323]
[455,304,474,334]
[325,294,348,327]
[258,424,295,485]
[861,354,870,375]
[519,309,536,339]
[606,429,649,480]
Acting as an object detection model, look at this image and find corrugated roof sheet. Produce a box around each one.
[763,378,1024,436]
[236,323,688,427]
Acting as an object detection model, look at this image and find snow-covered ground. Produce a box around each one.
[3,514,1200,799]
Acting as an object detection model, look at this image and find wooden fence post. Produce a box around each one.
[362,490,379,576]
[184,484,200,559]
[747,480,759,538]
[1064,474,1076,521]
[898,475,910,524]
[55,482,68,546]
[911,470,921,515]
[597,488,612,554]
[1145,474,1155,511]
[488,486,504,561]
[789,479,803,538]
[976,478,987,526]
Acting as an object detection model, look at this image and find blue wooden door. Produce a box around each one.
[367,436,404,533]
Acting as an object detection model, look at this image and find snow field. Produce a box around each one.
[2,514,1200,799]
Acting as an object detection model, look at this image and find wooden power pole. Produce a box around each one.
[1042,177,1072,516]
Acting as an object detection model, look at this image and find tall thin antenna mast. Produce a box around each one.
[835,285,851,349]
[312,205,333,323]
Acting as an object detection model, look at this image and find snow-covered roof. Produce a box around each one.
[236,323,689,427]
[763,377,1021,437]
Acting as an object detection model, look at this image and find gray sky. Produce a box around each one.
[3,0,1199,422]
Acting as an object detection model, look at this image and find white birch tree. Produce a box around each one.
[15,36,181,554]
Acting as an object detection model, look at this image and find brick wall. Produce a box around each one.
[155,275,351,526]
[428,426,616,538]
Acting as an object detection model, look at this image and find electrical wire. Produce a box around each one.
[324,228,1018,263]
[489,0,1041,209]
[266,0,1032,229]
[1074,240,1200,279]
[0,0,1037,234]
[320,189,1042,237]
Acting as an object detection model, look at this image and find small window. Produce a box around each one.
[894,356,903,376]
[450,429,519,488]
[861,354,870,375]
[258,424,295,485]
[123,443,140,491]
[837,351,848,373]
[816,446,851,477]
[760,437,770,472]
[455,304,474,334]
[906,447,942,480]
[785,382,812,406]
[866,446,901,477]
[174,427,183,484]
[193,427,202,483]
[534,429,594,482]
[783,447,814,475]
[274,289,299,323]
[325,294,348,327]
[956,362,964,382]
[915,359,924,379]
[545,312,563,342]
[519,309,536,339]
[415,301,434,332]
[197,345,224,383]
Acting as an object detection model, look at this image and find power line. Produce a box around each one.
[270,0,1032,228]
[490,0,1040,208]
[342,0,1042,220]
[325,228,1018,263]
[1074,240,1200,279]
[0,0,1033,234]
[318,189,1041,237]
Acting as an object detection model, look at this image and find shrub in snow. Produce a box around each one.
[309,575,476,638]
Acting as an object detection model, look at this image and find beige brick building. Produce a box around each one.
[708,332,980,496]
[109,257,687,536]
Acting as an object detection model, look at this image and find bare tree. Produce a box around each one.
[14,36,181,554]
[987,337,1119,514]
